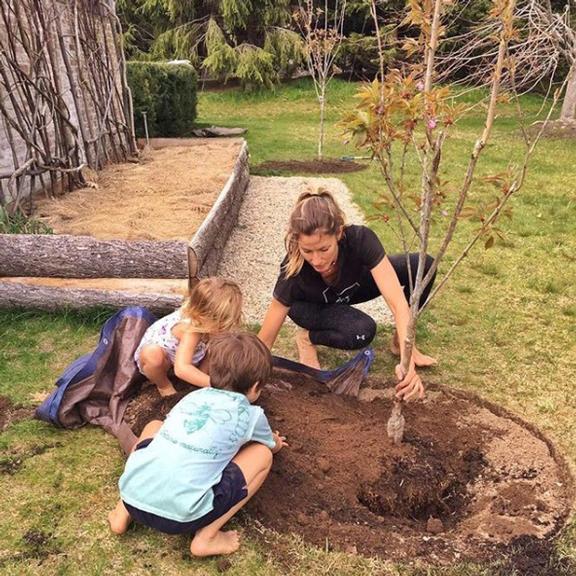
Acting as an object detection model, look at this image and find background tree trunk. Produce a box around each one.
[318,87,326,161]
[560,60,576,122]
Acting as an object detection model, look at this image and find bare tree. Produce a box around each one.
[342,0,560,443]
[436,0,576,124]
[294,0,347,160]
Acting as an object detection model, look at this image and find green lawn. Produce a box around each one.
[1,78,575,575]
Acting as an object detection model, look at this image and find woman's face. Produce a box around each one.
[298,230,340,275]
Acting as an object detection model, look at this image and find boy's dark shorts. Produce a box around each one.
[122,438,248,535]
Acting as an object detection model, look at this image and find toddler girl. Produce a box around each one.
[135,277,242,396]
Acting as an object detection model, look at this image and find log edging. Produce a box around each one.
[188,140,250,280]
[0,281,182,315]
[0,235,189,279]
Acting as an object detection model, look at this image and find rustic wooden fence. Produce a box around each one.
[0,0,137,213]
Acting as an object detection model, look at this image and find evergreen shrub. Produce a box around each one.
[127,62,197,138]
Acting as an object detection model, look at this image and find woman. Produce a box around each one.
[257,190,437,401]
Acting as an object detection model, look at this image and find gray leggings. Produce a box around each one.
[288,254,435,350]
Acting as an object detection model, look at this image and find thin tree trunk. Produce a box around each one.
[318,83,326,161]
[560,60,576,122]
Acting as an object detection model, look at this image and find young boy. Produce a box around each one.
[108,331,287,557]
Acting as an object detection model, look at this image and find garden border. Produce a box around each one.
[0,139,250,312]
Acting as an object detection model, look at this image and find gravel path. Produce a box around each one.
[217,175,393,326]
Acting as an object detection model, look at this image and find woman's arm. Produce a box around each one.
[258,298,290,350]
[370,256,424,401]
[174,330,211,388]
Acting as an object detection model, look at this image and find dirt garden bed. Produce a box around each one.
[124,372,574,571]
[254,158,369,175]
[0,139,249,312]
[33,139,242,242]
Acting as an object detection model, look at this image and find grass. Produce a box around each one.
[1,77,575,575]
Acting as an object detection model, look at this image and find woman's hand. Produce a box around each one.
[394,362,425,402]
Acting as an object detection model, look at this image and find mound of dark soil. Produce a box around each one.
[123,372,574,568]
[253,159,369,175]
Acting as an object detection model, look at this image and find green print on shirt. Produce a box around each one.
[181,403,233,434]
[159,428,221,459]
[228,405,250,443]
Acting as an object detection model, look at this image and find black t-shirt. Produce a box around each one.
[273,225,386,307]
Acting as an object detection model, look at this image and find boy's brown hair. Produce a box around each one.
[208,332,272,394]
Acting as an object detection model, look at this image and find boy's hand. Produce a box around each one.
[272,431,288,453]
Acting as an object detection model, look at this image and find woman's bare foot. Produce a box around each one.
[295,329,321,369]
[108,501,132,535]
[390,332,437,367]
[190,529,241,557]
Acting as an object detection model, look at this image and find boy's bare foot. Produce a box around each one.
[108,501,132,535]
[390,332,437,367]
[295,329,321,370]
[190,529,241,557]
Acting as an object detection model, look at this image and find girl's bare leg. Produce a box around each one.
[139,345,177,396]
[190,443,273,557]
[390,330,437,367]
[108,419,164,534]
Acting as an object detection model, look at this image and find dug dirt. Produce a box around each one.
[33,139,243,241]
[254,159,369,174]
[0,395,34,433]
[123,372,574,569]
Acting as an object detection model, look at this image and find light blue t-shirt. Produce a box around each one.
[119,387,276,523]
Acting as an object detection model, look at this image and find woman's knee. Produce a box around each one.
[341,315,377,349]
[287,301,321,328]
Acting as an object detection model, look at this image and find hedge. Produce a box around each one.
[127,61,198,138]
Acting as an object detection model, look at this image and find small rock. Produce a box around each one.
[318,510,330,522]
[426,517,444,534]
[318,457,332,474]
[296,512,309,526]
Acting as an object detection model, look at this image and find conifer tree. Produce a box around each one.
[117,0,304,88]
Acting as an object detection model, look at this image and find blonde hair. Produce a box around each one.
[283,189,346,278]
[181,277,242,334]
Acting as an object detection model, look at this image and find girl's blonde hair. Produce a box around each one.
[283,189,346,278]
[182,277,242,334]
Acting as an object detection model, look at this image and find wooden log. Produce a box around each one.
[189,140,249,279]
[0,235,189,279]
[0,278,183,314]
